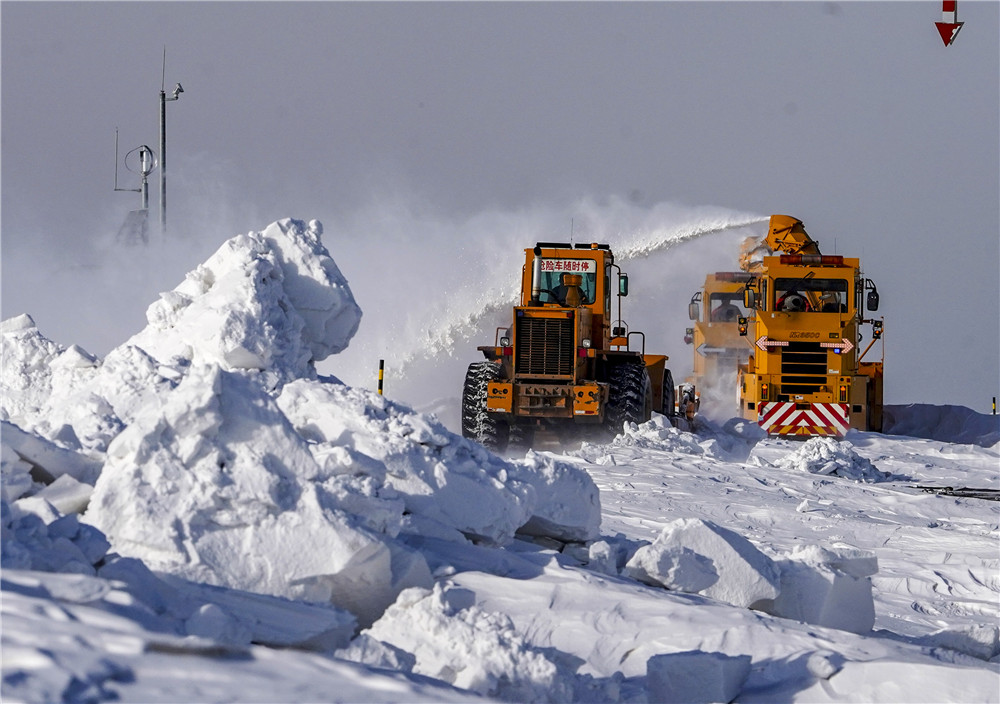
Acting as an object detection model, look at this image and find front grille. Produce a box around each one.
[780,341,827,395]
[515,315,574,377]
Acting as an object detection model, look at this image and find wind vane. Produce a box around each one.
[935,0,963,46]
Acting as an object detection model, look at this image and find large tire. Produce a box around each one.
[461,362,509,452]
[661,368,676,418]
[604,362,653,436]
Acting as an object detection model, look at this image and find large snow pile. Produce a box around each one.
[2,218,601,629]
[3,217,998,702]
[884,403,1000,448]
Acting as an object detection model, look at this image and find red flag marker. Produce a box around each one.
[935,0,963,46]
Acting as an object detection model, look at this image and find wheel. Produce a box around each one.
[604,362,653,436]
[661,368,676,417]
[507,421,535,452]
[461,362,509,452]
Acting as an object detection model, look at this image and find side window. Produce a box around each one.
[605,264,612,311]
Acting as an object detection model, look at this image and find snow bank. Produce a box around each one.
[4,216,602,633]
[774,436,890,482]
[624,518,780,609]
[884,403,1000,448]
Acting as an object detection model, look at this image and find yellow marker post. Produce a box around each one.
[378,360,384,396]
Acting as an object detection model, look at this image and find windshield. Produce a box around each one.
[537,258,597,304]
[774,277,848,312]
[708,292,748,322]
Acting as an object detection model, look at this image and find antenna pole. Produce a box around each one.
[160,82,167,233]
[158,47,182,235]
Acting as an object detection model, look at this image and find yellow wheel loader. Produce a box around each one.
[462,242,677,452]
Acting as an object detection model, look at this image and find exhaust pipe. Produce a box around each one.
[530,245,542,306]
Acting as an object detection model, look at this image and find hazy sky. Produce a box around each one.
[2,1,998,412]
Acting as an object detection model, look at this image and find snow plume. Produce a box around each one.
[324,195,766,429]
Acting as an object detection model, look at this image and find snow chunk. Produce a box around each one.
[277,378,534,545]
[510,451,601,543]
[615,415,705,455]
[775,437,889,483]
[1,316,66,429]
[760,544,878,635]
[364,582,574,702]
[624,542,718,593]
[84,364,426,627]
[125,218,360,383]
[2,498,110,575]
[1,319,172,454]
[646,650,752,704]
[335,634,417,672]
[625,518,780,609]
[1,421,102,492]
[918,624,1000,661]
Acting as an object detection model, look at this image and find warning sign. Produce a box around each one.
[539,258,597,273]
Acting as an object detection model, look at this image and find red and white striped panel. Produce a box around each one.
[758,402,850,437]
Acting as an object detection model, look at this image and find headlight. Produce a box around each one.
[581,338,592,349]
[500,336,510,347]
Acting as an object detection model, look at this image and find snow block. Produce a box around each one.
[918,624,1000,661]
[646,650,752,704]
[336,633,417,672]
[3,497,110,575]
[511,451,601,543]
[1,420,102,489]
[84,365,419,627]
[625,518,780,608]
[624,543,718,593]
[761,545,877,635]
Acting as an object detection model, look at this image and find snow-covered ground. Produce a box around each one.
[3,218,998,703]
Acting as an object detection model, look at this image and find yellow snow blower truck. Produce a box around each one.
[684,270,755,404]
[736,215,884,437]
[462,242,678,451]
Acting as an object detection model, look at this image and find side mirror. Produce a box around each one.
[688,302,699,321]
[743,288,756,309]
[619,273,629,297]
[867,289,880,311]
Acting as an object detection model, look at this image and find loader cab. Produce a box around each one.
[538,268,597,306]
[521,242,614,316]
